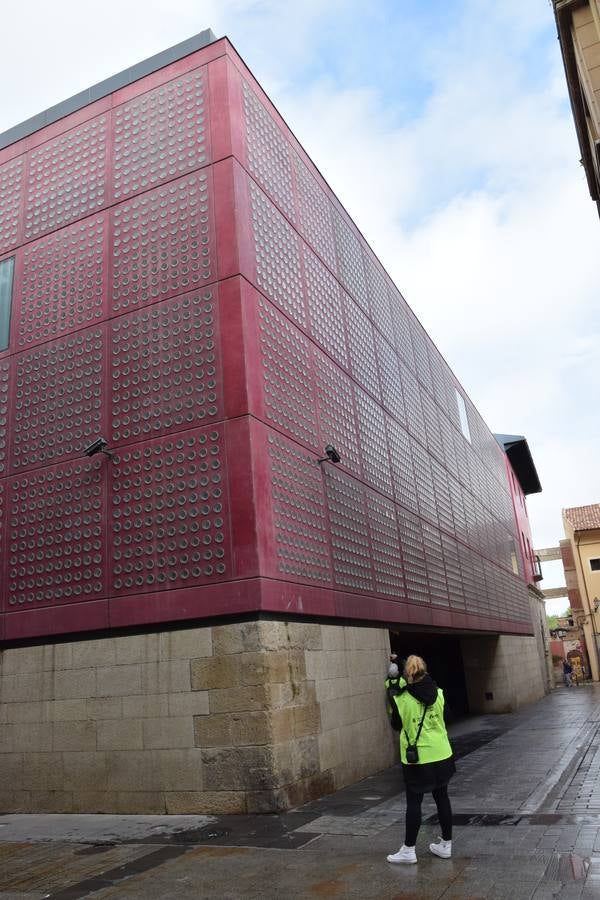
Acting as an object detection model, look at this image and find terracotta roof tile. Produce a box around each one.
[563,503,600,531]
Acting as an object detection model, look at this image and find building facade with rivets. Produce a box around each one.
[0,32,545,814]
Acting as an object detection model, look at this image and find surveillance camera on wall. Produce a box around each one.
[84,437,113,458]
[318,445,341,465]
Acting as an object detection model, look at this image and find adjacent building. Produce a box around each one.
[552,0,600,216]
[0,31,545,814]
[562,504,600,680]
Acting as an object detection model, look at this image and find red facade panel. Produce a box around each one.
[0,37,535,642]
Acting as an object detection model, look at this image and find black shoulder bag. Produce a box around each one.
[404,703,428,764]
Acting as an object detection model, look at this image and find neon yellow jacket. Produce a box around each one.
[392,678,453,765]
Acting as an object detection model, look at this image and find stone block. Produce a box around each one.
[1,672,46,703]
[44,643,74,671]
[61,752,110,791]
[209,684,269,714]
[315,677,352,703]
[116,792,166,814]
[5,701,45,724]
[96,664,142,697]
[52,668,96,700]
[320,624,346,651]
[190,656,240,691]
[293,704,321,738]
[270,708,296,744]
[160,628,212,660]
[105,751,157,792]
[114,633,160,665]
[53,721,97,752]
[26,752,65,791]
[305,650,347,680]
[318,729,343,772]
[194,713,233,748]
[284,621,322,650]
[0,754,23,791]
[0,645,44,675]
[140,660,191,694]
[27,791,73,813]
[0,790,29,812]
[13,722,53,752]
[212,621,263,655]
[202,746,277,791]
[166,790,246,815]
[86,697,123,720]
[168,691,210,717]
[72,638,117,669]
[122,694,169,719]
[256,620,289,650]
[153,749,203,791]
[239,650,292,685]
[142,717,195,750]
[71,791,120,813]
[97,719,144,751]
[0,725,14,753]
[45,699,88,722]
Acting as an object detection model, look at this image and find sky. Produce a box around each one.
[1,0,597,613]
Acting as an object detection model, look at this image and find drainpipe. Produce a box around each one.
[575,533,600,681]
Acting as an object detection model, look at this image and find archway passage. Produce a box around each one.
[389,630,470,719]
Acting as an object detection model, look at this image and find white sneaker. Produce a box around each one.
[386,845,417,864]
[429,837,452,859]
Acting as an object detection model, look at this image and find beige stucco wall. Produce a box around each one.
[0,619,394,815]
[563,519,600,681]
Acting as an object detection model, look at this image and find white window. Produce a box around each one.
[455,389,471,442]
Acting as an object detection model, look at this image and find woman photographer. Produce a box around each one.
[387,654,456,865]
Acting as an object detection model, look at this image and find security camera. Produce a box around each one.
[84,437,113,458]
[317,445,341,465]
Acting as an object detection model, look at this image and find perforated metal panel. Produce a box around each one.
[400,363,426,441]
[0,155,23,253]
[0,360,9,475]
[110,288,221,444]
[386,416,418,514]
[293,155,336,270]
[314,351,361,475]
[11,327,104,472]
[267,430,331,582]
[367,490,405,597]
[18,216,106,348]
[355,388,391,496]
[250,181,305,327]
[25,116,107,239]
[325,466,373,592]
[111,171,213,312]
[303,246,347,367]
[110,426,229,594]
[376,332,405,427]
[345,299,380,400]
[397,507,429,605]
[243,82,295,221]
[6,458,105,608]
[113,68,208,201]
[363,252,394,344]
[258,296,317,444]
[332,210,368,312]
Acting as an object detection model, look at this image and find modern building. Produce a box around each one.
[552,0,600,216]
[562,504,600,680]
[0,31,544,814]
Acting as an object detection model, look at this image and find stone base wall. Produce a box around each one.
[461,632,546,713]
[0,618,394,814]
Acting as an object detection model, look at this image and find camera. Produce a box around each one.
[84,437,112,458]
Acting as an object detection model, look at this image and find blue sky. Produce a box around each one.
[1,0,598,611]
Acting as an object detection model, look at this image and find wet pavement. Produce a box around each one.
[2,684,600,898]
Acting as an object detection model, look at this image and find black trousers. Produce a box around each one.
[405,784,452,846]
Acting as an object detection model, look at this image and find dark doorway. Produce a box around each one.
[389,631,469,718]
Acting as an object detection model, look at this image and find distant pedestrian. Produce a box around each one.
[386,655,455,865]
[385,662,401,720]
[563,659,573,688]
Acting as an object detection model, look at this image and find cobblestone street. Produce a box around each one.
[1,684,600,898]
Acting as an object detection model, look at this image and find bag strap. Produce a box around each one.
[405,701,428,746]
